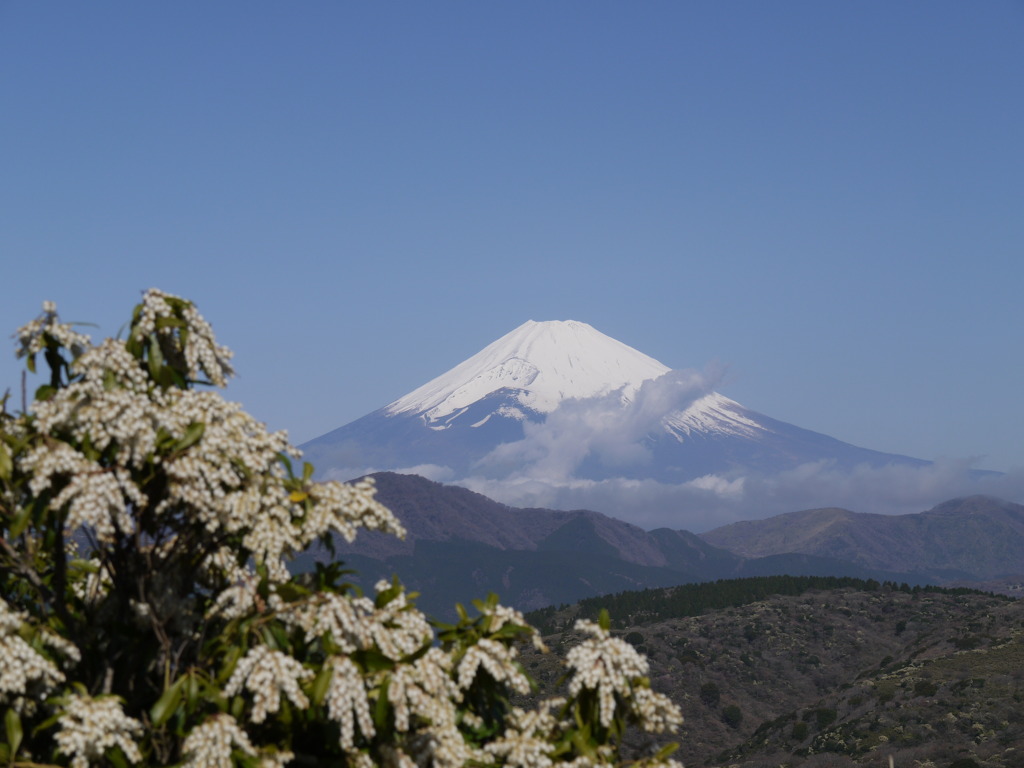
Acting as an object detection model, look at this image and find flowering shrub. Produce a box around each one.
[0,290,681,767]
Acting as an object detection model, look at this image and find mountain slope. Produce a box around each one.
[298,473,946,617]
[386,319,669,421]
[302,320,930,496]
[324,472,737,573]
[700,495,1024,579]
[519,583,1024,767]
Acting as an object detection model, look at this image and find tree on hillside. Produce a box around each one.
[0,290,681,767]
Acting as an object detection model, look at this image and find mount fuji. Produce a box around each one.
[301,320,960,528]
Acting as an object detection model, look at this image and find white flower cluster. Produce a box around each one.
[483,702,562,768]
[22,442,145,541]
[154,395,402,582]
[456,638,531,696]
[75,338,151,388]
[131,288,234,386]
[364,580,433,659]
[22,332,290,551]
[16,300,91,362]
[291,590,547,768]
[566,620,678,731]
[482,602,530,632]
[224,644,313,723]
[181,714,258,768]
[153,391,292,523]
[20,296,406,581]
[628,686,683,734]
[405,721,475,768]
[0,597,72,710]
[54,693,143,768]
[282,578,431,657]
[290,591,375,650]
[236,486,303,583]
[303,477,407,544]
[203,552,261,620]
[481,601,547,651]
[31,339,157,462]
[389,647,459,732]
[325,655,376,749]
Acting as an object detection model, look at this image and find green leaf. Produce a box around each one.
[268,623,290,650]
[147,334,164,381]
[373,679,391,732]
[185,672,203,711]
[154,316,185,330]
[217,646,243,684]
[106,745,129,768]
[259,626,281,651]
[176,422,205,452]
[598,609,611,632]
[81,432,99,461]
[0,443,11,483]
[274,582,309,603]
[654,742,679,760]
[150,678,184,726]
[9,505,32,538]
[277,452,295,477]
[375,577,402,608]
[34,384,56,402]
[311,664,334,707]
[354,649,393,674]
[5,708,22,756]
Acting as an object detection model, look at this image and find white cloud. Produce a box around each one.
[323,463,456,484]
[456,460,1024,533]
[475,367,723,482]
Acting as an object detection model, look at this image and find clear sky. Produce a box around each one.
[2,2,1022,478]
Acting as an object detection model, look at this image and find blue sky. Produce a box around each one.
[2,2,1022,480]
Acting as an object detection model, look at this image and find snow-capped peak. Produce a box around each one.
[385,320,670,422]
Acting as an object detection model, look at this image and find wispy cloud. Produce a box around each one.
[475,367,724,482]
[459,459,1024,533]
[324,463,457,484]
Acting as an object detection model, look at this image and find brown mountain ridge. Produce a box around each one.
[700,495,1024,582]
[302,474,1023,617]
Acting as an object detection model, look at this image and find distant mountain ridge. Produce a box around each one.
[301,473,1015,617]
[700,494,1024,579]
[366,471,711,568]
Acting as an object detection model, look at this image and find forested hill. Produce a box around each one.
[519,579,1023,767]
[524,574,996,632]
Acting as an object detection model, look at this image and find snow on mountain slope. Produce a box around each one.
[386,320,669,424]
[301,318,985,529]
[663,393,765,440]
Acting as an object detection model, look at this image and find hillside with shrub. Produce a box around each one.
[521,579,1023,767]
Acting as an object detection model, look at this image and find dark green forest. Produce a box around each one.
[525,575,1000,633]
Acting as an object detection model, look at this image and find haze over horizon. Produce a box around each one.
[2,3,1022,497]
